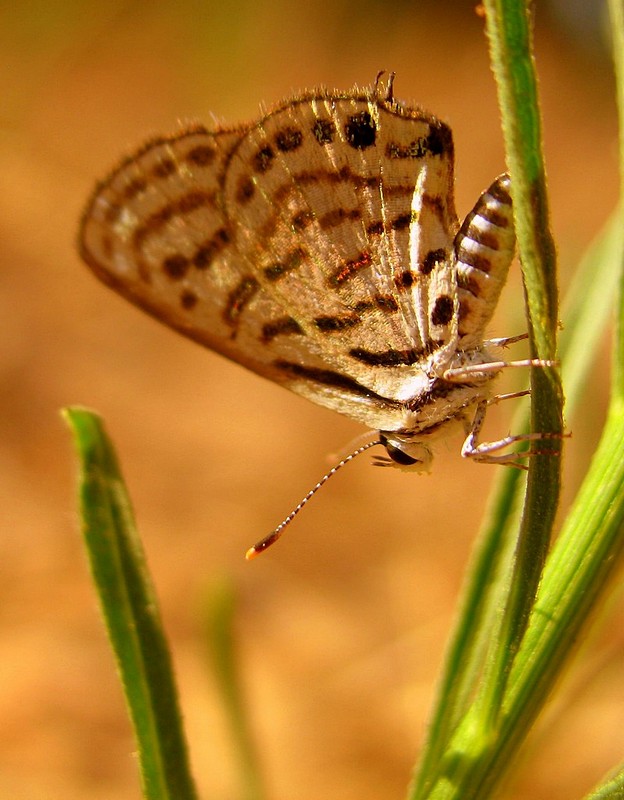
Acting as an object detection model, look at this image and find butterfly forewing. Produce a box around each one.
[79,85,516,437]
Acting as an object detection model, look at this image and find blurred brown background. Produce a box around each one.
[2,1,622,798]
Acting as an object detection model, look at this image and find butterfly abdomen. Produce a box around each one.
[455,174,515,346]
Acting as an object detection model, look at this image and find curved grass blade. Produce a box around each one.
[63,407,198,800]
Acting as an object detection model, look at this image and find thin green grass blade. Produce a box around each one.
[563,3,624,797]
[406,463,522,797]
[585,763,624,799]
[499,396,624,762]
[63,407,198,800]
[559,211,623,420]
[203,577,265,800]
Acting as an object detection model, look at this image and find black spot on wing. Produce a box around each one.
[431,295,454,326]
[275,127,303,152]
[349,347,427,367]
[312,118,335,144]
[274,360,403,407]
[421,249,447,275]
[261,317,303,343]
[314,314,360,332]
[223,276,259,327]
[344,111,377,149]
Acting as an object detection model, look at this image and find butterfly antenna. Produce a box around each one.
[245,439,383,559]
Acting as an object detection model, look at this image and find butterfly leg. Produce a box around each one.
[461,399,566,469]
[488,389,531,403]
[485,333,529,348]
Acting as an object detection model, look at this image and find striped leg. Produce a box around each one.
[461,398,567,469]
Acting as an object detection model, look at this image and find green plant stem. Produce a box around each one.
[478,0,563,723]
[409,0,565,796]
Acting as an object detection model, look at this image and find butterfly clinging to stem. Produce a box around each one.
[79,75,559,557]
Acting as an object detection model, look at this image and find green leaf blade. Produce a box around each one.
[64,407,198,800]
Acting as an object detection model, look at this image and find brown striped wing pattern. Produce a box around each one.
[79,85,514,436]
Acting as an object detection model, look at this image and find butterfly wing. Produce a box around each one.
[79,87,459,431]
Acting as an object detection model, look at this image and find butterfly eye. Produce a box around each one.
[385,442,420,466]
[379,434,433,472]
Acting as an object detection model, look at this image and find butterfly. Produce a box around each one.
[79,75,554,556]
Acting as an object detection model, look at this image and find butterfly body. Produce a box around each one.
[80,82,518,470]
